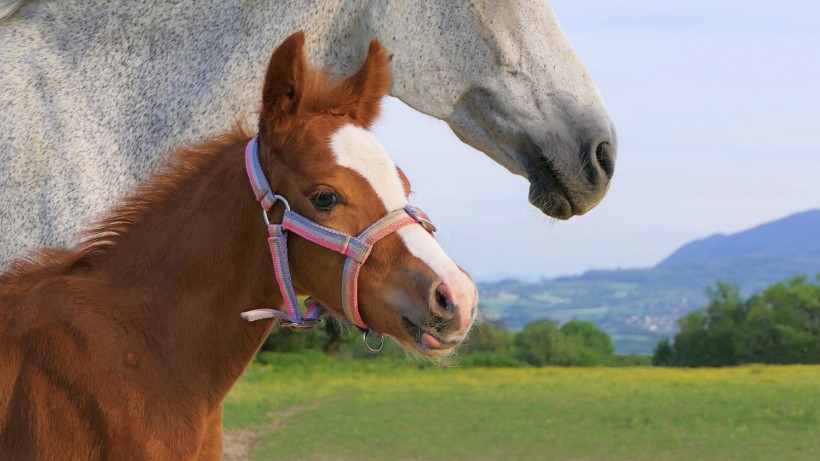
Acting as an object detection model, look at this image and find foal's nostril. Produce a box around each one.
[435,283,455,312]
[594,141,615,179]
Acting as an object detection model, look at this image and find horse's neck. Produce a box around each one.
[93,136,280,404]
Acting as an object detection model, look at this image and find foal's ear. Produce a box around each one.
[260,31,307,132]
[338,39,390,128]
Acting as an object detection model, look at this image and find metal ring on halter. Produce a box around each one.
[361,331,385,353]
[262,194,292,226]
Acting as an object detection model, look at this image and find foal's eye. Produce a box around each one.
[310,191,340,212]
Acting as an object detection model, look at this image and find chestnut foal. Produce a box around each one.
[0,32,477,460]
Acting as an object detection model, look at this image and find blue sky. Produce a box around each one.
[372,0,820,280]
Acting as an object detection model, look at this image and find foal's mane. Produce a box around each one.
[2,128,250,281]
[78,128,253,254]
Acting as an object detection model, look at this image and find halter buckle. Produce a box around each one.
[404,205,437,233]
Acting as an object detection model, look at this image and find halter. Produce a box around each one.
[239,137,436,352]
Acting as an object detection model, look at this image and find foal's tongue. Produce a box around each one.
[422,332,441,349]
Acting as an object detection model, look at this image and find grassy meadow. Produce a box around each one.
[223,352,820,461]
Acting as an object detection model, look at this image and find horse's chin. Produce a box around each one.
[527,169,576,220]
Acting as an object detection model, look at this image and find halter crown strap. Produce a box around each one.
[244,137,277,211]
[240,136,433,336]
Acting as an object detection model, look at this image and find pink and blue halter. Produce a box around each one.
[240,137,436,351]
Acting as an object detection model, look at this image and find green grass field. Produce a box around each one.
[223,353,820,461]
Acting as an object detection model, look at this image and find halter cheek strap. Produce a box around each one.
[239,137,435,340]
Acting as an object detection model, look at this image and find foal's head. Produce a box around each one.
[255,32,477,356]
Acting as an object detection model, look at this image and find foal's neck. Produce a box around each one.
[91,133,280,404]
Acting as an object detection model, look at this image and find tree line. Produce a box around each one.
[653,275,820,367]
[259,312,646,367]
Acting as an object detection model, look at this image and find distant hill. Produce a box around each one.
[659,209,820,270]
[477,210,820,355]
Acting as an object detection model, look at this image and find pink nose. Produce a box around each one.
[432,279,477,330]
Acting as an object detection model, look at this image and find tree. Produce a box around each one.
[652,338,673,366]
[560,320,615,365]
[514,319,615,366]
[514,319,570,366]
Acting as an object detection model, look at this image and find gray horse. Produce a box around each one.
[0,0,616,267]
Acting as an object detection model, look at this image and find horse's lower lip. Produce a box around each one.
[529,186,573,219]
[527,165,575,220]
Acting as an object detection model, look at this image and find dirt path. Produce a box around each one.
[221,393,352,461]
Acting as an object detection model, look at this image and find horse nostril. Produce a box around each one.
[435,283,455,312]
[594,141,615,179]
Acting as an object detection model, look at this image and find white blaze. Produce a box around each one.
[330,124,476,329]
[330,125,407,211]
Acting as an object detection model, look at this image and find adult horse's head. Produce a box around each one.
[258,32,477,356]
[370,0,617,219]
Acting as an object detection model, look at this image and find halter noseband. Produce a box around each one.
[239,137,436,351]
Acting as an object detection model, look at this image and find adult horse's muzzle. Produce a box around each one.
[523,124,617,219]
[448,85,617,220]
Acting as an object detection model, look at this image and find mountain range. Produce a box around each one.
[476,209,820,354]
